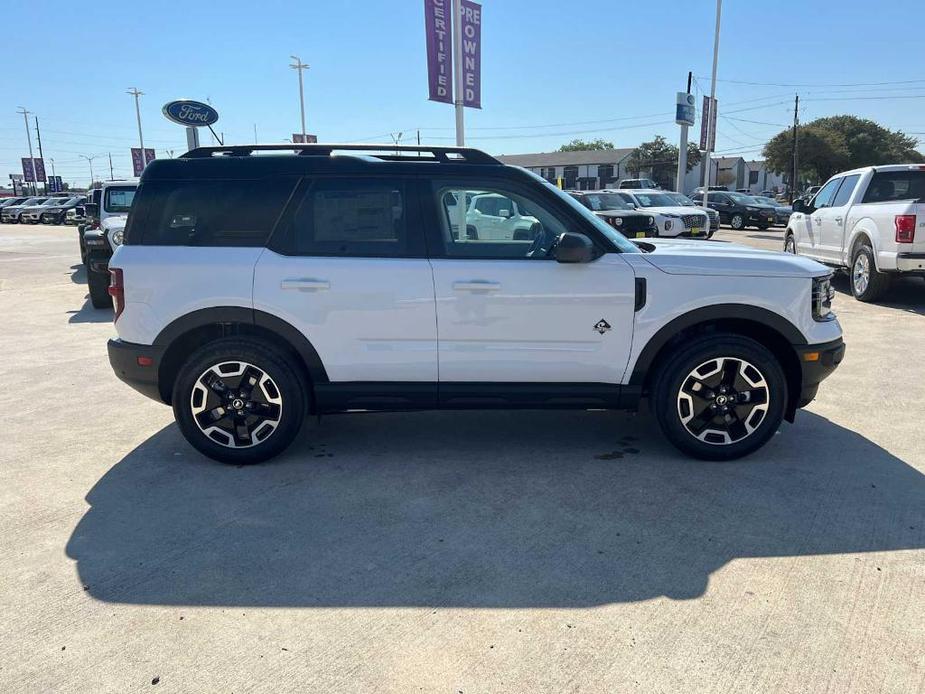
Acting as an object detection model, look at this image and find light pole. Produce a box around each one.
[700,0,722,224]
[289,55,309,140]
[127,87,145,164]
[16,107,36,194]
[79,155,97,188]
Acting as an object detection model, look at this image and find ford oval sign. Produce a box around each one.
[162,100,219,127]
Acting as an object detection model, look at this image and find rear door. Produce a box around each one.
[423,177,637,387]
[254,176,438,388]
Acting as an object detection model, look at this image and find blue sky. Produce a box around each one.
[2,0,924,186]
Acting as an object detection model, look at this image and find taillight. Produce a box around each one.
[894,215,916,243]
[108,268,124,322]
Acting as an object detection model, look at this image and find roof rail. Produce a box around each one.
[180,142,500,165]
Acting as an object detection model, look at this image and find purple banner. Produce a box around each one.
[33,157,47,183]
[460,0,481,109]
[144,148,156,165]
[21,157,35,183]
[699,96,717,150]
[424,0,452,103]
[131,148,144,177]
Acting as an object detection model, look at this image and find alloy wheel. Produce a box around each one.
[852,253,870,295]
[676,357,770,445]
[190,361,283,448]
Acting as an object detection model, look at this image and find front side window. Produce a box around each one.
[831,174,861,207]
[104,187,137,213]
[812,178,842,209]
[291,179,410,257]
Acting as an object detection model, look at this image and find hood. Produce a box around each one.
[101,215,127,231]
[594,209,647,219]
[638,238,828,278]
[642,206,708,217]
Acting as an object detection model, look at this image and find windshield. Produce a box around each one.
[521,170,639,253]
[667,193,695,206]
[104,187,136,213]
[631,192,681,207]
[753,196,778,206]
[42,198,64,206]
[579,193,633,211]
[728,192,761,205]
[24,198,48,206]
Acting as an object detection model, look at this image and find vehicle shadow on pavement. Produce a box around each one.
[67,298,112,324]
[66,409,924,608]
[831,273,925,316]
[69,264,85,284]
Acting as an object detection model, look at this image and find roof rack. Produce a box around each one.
[180,143,500,165]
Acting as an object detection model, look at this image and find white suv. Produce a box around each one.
[609,189,710,238]
[784,164,925,301]
[107,144,844,464]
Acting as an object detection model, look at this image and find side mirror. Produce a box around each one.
[554,232,595,263]
[84,202,99,219]
[792,199,809,213]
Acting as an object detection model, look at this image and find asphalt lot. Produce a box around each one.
[1,221,923,693]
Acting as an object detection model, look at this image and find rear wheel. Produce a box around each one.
[850,242,891,302]
[730,214,745,230]
[172,338,307,464]
[653,334,787,460]
[87,269,112,308]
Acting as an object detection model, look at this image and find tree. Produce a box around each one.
[624,136,701,189]
[763,115,923,183]
[557,138,614,152]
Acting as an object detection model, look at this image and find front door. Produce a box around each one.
[424,179,637,387]
[803,177,842,260]
[818,174,859,262]
[254,176,438,388]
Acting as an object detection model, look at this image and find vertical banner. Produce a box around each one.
[21,158,36,182]
[131,148,145,176]
[144,148,156,165]
[459,0,482,109]
[424,0,452,103]
[699,96,717,150]
[33,158,47,183]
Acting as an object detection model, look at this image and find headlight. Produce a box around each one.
[812,274,836,321]
[111,229,124,246]
[613,217,623,226]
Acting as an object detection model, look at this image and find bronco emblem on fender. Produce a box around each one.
[593,319,611,335]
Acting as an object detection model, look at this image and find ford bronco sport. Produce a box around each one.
[107,144,844,464]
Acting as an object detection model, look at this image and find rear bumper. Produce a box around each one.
[895,252,925,273]
[795,337,845,408]
[108,339,166,403]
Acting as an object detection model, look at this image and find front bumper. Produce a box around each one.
[795,337,845,408]
[108,339,166,403]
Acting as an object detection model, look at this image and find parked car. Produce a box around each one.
[65,205,86,226]
[107,143,843,464]
[784,164,925,301]
[0,196,29,210]
[610,189,710,238]
[19,197,72,224]
[38,196,86,225]
[692,185,729,194]
[751,196,792,226]
[690,191,776,230]
[82,182,136,306]
[566,190,658,238]
[618,178,659,190]
[663,192,720,236]
[1,196,48,223]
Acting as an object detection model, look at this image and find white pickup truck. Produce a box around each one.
[784,164,925,301]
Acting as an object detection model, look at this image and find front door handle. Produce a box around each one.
[281,278,330,292]
[813,216,822,224]
[452,280,501,292]
[834,216,843,224]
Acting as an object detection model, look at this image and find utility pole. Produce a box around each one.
[127,87,145,166]
[108,153,115,180]
[676,71,692,193]
[34,116,47,194]
[700,0,722,223]
[17,107,36,195]
[80,155,97,188]
[289,55,309,140]
[452,0,465,146]
[791,93,799,202]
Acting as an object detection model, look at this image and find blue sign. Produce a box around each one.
[675,92,696,127]
[162,99,219,127]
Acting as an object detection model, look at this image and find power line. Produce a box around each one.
[697,76,925,88]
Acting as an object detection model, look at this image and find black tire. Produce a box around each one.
[784,233,796,254]
[850,242,891,302]
[87,270,112,308]
[758,222,770,231]
[172,338,307,464]
[652,333,788,461]
[78,236,87,264]
[730,214,745,230]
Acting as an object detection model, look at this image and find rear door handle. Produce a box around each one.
[452,280,501,292]
[281,278,330,292]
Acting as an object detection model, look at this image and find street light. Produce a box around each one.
[79,154,97,188]
[289,55,309,140]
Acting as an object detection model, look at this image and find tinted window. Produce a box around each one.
[139,178,295,246]
[862,170,925,203]
[291,179,410,257]
[812,178,842,208]
[831,174,861,207]
[580,193,632,211]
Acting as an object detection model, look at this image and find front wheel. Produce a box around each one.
[172,338,307,464]
[653,334,787,461]
[730,214,745,230]
[784,233,796,254]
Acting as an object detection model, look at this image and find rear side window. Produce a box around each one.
[831,174,860,207]
[136,178,296,246]
[862,170,925,203]
[288,178,413,257]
